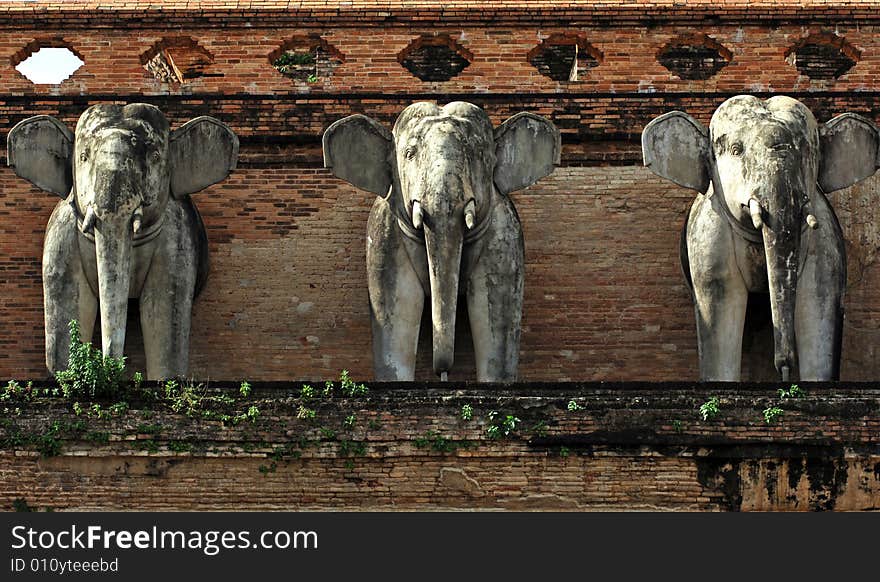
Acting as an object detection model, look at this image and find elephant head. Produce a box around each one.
[324,101,559,378]
[8,103,238,361]
[643,95,880,379]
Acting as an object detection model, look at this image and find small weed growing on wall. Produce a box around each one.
[460,404,473,421]
[36,421,62,457]
[338,439,367,457]
[296,405,316,420]
[300,384,315,399]
[55,320,127,399]
[242,406,260,424]
[530,420,549,438]
[699,397,721,421]
[763,406,784,424]
[672,419,684,433]
[343,414,356,428]
[567,399,581,412]
[2,380,35,403]
[413,431,474,454]
[239,381,252,397]
[75,401,128,420]
[414,431,456,453]
[272,50,324,83]
[486,411,520,440]
[161,379,258,426]
[778,384,805,399]
[339,370,368,397]
[759,384,805,424]
[273,51,315,69]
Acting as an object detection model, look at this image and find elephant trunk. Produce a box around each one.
[91,166,140,360]
[759,168,802,381]
[94,217,134,360]
[423,188,465,379]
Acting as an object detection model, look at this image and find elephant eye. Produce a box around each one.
[404,146,417,160]
[151,149,161,162]
[770,143,791,152]
[730,143,744,156]
[79,150,88,162]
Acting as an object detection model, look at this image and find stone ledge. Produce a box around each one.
[2,383,878,511]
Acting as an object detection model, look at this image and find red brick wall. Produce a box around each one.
[2,9,880,381]
[3,25,880,95]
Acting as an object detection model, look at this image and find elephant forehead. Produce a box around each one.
[442,101,492,128]
[711,96,774,133]
[76,103,169,141]
[393,102,442,135]
[399,115,493,149]
[77,118,168,150]
[711,95,816,138]
[394,101,492,141]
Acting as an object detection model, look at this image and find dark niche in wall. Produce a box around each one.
[270,36,344,84]
[785,33,860,80]
[657,35,732,80]
[528,34,602,82]
[398,35,472,82]
[141,37,215,84]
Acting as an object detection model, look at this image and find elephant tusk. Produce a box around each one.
[781,365,790,382]
[412,200,423,229]
[748,198,763,230]
[81,206,97,234]
[464,199,476,230]
[806,214,818,229]
[440,372,448,382]
[132,206,144,235]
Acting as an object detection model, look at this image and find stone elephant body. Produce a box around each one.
[8,104,238,379]
[643,95,880,381]
[324,101,560,381]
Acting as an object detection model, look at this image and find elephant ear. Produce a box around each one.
[6,115,74,197]
[819,113,880,192]
[494,112,561,195]
[169,116,239,198]
[323,114,393,196]
[642,111,710,194]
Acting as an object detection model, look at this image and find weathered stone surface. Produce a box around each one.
[643,95,880,381]
[324,102,560,381]
[6,104,238,379]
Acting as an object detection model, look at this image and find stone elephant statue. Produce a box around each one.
[643,95,880,381]
[7,103,238,379]
[323,101,560,381]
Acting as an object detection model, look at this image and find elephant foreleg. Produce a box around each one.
[42,201,98,375]
[140,212,198,380]
[687,196,749,381]
[466,201,524,382]
[692,276,747,381]
[367,201,424,381]
[795,244,845,381]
